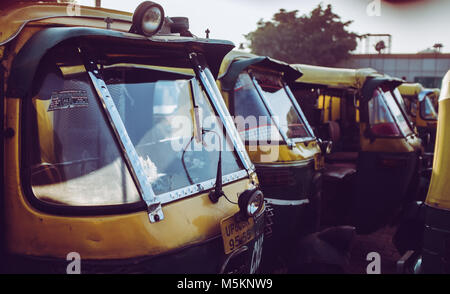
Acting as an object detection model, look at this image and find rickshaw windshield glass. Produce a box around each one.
[421,96,438,120]
[383,90,414,136]
[233,73,282,142]
[368,89,402,137]
[392,88,408,115]
[252,71,311,140]
[29,62,141,206]
[28,56,241,207]
[104,65,242,195]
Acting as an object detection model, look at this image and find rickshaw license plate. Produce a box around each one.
[220,214,255,254]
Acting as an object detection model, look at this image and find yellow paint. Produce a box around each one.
[0,2,133,44]
[292,64,379,90]
[245,140,320,163]
[426,72,450,209]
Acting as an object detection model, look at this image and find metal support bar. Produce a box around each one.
[83,58,164,223]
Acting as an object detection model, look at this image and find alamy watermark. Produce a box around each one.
[366,0,381,17]
[168,114,283,163]
[66,252,81,274]
[366,252,381,274]
[66,1,81,17]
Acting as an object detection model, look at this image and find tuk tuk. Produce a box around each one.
[398,83,438,152]
[417,70,450,273]
[290,64,423,234]
[0,1,267,274]
[397,70,450,274]
[217,51,354,273]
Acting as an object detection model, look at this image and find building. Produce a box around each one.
[337,53,450,88]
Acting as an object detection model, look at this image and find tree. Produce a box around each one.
[375,41,386,54]
[245,4,358,66]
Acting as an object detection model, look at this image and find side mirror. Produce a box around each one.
[317,138,333,155]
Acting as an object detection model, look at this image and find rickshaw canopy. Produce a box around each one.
[6,26,234,98]
[398,83,424,98]
[219,51,302,91]
[291,64,379,90]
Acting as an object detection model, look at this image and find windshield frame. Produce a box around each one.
[89,52,252,207]
[246,69,316,145]
[22,45,251,218]
[378,88,415,138]
[390,88,416,135]
[420,94,438,121]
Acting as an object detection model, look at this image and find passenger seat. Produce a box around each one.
[324,121,358,164]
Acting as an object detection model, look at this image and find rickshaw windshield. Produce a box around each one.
[233,71,311,143]
[392,88,408,115]
[104,65,242,196]
[28,52,242,207]
[233,73,282,142]
[383,90,414,136]
[368,89,403,137]
[421,95,438,120]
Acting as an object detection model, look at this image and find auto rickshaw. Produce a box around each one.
[397,70,450,274]
[0,1,267,274]
[217,51,355,273]
[398,83,438,152]
[290,64,423,234]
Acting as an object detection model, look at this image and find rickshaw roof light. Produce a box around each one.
[130,1,165,37]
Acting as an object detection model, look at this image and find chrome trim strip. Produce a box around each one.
[157,169,248,204]
[86,68,163,223]
[264,198,309,206]
[254,158,314,169]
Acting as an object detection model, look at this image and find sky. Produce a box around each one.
[75,0,450,54]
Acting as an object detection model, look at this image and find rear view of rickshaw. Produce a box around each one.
[0,2,266,274]
[418,70,450,273]
[397,70,450,274]
[217,51,354,273]
[398,83,438,152]
[290,65,423,234]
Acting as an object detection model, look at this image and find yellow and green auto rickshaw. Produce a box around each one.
[0,1,267,274]
[397,70,450,274]
[419,70,450,273]
[217,51,355,273]
[290,64,423,234]
[398,83,438,152]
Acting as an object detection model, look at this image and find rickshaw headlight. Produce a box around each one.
[131,1,165,37]
[239,189,264,217]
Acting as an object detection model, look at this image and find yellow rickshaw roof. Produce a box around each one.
[440,70,450,102]
[398,83,424,97]
[218,50,260,79]
[0,2,133,44]
[291,64,380,89]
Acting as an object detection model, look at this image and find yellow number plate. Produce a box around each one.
[314,153,325,170]
[220,214,255,254]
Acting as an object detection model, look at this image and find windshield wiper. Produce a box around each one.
[203,129,224,203]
